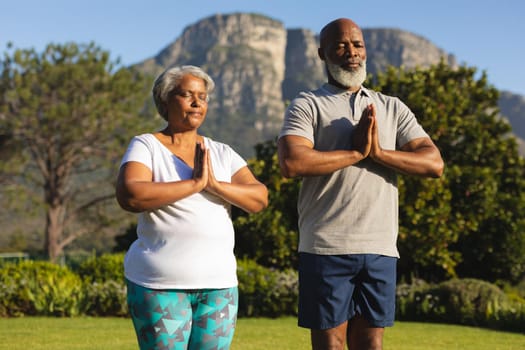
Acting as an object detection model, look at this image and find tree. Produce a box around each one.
[234,140,301,269]
[372,61,525,282]
[0,42,152,262]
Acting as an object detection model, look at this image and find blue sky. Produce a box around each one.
[2,0,524,95]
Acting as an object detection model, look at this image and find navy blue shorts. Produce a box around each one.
[298,253,397,329]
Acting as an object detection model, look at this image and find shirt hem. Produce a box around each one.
[298,247,399,258]
[124,274,238,290]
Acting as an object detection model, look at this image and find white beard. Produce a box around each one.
[326,59,367,88]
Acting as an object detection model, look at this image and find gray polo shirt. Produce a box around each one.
[279,83,429,257]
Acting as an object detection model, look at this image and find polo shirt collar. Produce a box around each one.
[322,83,371,98]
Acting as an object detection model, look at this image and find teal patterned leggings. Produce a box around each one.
[126,279,238,350]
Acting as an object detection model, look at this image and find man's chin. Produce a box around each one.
[327,63,366,88]
[334,76,365,89]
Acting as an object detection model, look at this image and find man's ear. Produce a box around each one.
[318,47,325,61]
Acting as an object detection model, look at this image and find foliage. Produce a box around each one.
[237,258,298,317]
[0,42,153,262]
[75,252,128,317]
[0,260,84,316]
[1,256,524,333]
[396,278,525,333]
[75,252,125,283]
[83,280,128,316]
[234,140,301,269]
[371,61,525,282]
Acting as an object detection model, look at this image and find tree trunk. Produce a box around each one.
[45,205,64,263]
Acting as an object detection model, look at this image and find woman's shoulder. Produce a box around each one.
[203,136,233,153]
[133,132,155,141]
[130,133,161,146]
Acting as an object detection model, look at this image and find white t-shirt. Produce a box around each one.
[120,133,247,289]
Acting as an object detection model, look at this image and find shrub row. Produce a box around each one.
[0,254,298,318]
[0,256,128,317]
[396,278,525,333]
[1,254,523,333]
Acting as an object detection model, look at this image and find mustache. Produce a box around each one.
[343,59,365,69]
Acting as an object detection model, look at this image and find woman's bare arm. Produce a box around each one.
[115,161,206,212]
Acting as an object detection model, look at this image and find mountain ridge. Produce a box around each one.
[133,12,525,157]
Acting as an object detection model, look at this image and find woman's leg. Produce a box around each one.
[188,287,238,350]
[126,280,193,350]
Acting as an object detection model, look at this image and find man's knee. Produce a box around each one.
[311,322,348,350]
[348,315,384,350]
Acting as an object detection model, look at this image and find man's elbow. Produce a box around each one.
[280,167,293,179]
[429,158,445,178]
[279,158,301,178]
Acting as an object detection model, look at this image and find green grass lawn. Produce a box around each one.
[0,316,523,350]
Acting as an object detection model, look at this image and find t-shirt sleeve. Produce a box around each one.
[228,145,247,175]
[120,135,153,170]
[394,98,429,148]
[278,93,316,144]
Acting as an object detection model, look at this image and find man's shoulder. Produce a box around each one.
[291,85,343,105]
[295,86,326,99]
[362,86,389,98]
[361,86,404,105]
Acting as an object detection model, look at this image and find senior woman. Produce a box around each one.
[116,65,268,350]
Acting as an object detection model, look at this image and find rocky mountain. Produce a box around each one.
[499,92,525,155]
[134,12,525,157]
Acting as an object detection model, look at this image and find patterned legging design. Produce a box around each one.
[126,280,238,350]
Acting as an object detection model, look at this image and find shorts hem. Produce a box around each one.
[298,319,348,330]
[298,316,395,330]
[368,319,395,328]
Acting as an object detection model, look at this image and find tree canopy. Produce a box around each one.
[0,42,153,262]
[373,62,525,283]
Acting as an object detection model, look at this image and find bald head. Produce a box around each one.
[320,18,362,49]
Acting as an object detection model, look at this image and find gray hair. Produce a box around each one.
[152,65,215,120]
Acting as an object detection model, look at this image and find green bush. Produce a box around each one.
[75,253,125,283]
[1,254,522,333]
[0,260,84,316]
[0,262,26,317]
[396,278,525,332]
[237,258,298,317]
[396,278,431,319]
[75,253,127,316]
[433,278,509,326]
[83,280,128,317]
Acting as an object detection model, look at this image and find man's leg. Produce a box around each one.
[346,255,396,350]
[347,314,384,350]
[311,321,348,350]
